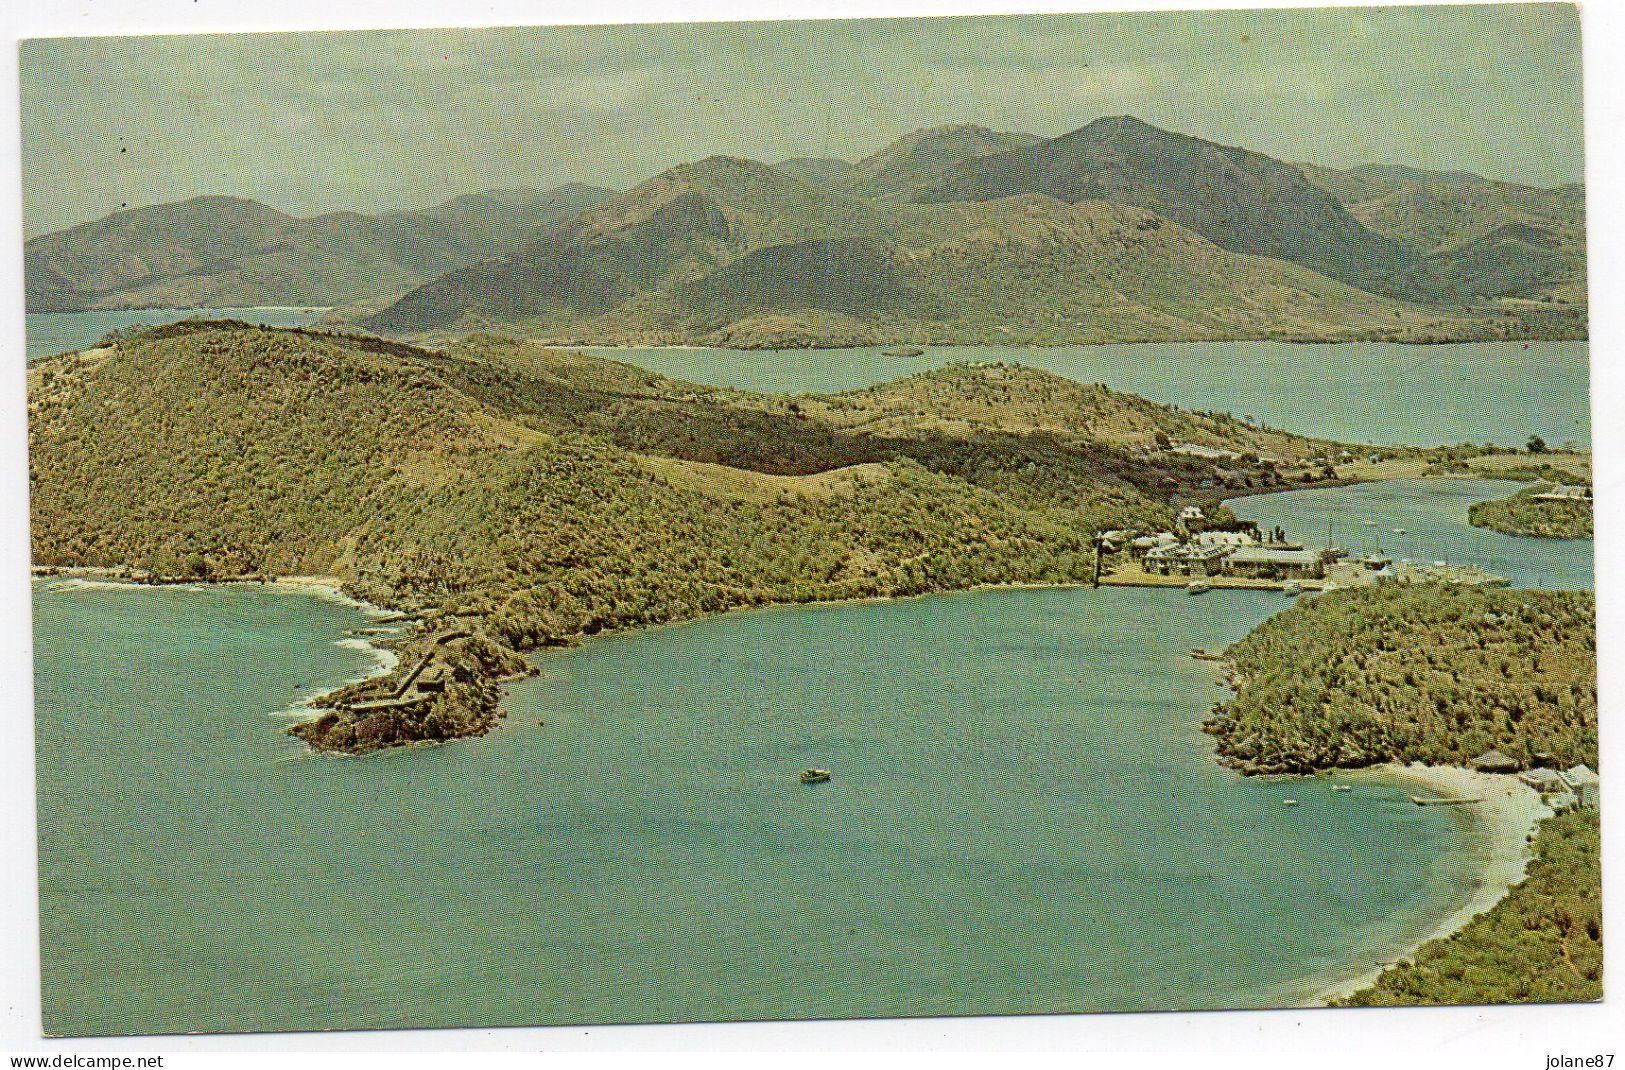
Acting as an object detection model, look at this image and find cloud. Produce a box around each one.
[21,5,1584,234]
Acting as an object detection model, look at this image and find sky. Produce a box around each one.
[19,3,1585,236]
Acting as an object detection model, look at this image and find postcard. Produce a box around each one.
[22,4,1595,1037]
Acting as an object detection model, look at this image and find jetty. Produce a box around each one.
[1410,795,1483,806]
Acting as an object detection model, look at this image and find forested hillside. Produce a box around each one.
[1205,585,1596,775]
[30,322,1345,750]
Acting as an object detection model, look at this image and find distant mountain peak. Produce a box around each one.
[857,124,1042,196]
[1082,114,1161,132]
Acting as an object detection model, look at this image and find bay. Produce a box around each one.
[32,476,1578,1036]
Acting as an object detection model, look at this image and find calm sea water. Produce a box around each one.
[27,311,1588,448]
[33,479,1585,1036]
[578,339,1590,449]
[1232,477,1594,590]
[25,308,329,362]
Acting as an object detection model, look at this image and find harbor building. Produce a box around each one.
[1221,546,1324,581]
[1143,543,1233,577]
[1534,484,1592,502]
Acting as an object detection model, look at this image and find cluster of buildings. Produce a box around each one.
[1473,750,1600,809]
[1533,484,1593,503]
[1103,513,1375,584]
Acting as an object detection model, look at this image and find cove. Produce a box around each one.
[35,475,1581,1036]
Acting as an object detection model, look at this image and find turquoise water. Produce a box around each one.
[26,308,329,362]
[578,339,1590,449]
[33,478,1583,1036]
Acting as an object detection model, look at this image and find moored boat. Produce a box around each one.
[800,769,831,784]
[1186,580,1211,594]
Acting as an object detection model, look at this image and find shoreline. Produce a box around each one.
[1303,763,1551,1006]
[31,567,406,712]
[31,566,1560,1005]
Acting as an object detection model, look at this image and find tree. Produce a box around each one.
[1528,435,1547,454]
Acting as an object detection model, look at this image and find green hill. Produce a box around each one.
[24,186,614,312]
[1204,584,1597,774]
[31,322,1350,750]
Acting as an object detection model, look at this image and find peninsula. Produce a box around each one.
[31,319,1400,752]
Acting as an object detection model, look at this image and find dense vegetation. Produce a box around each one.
[1205,585,1596,774]
[1338,808,1601,1007]
[31,322,1349,750]
[1470,489,1593,539]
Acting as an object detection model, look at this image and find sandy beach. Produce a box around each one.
[1308,763,1552,1004]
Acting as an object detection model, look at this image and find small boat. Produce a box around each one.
[1283,581,1303,596]
[1332,784,1353,792]
[1190,648,1228,661]
[1282,799,1299,806]
[800,769,831,784]
[1392,528,1407,535]
[882,346,925,357]
[1186,580,1212,594]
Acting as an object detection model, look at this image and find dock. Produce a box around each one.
[1099,564,1312,592]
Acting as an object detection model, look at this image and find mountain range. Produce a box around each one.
[25,118,1585,346]
[24,185,614,313]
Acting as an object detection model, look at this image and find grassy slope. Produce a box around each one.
[32,323,1357,660]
